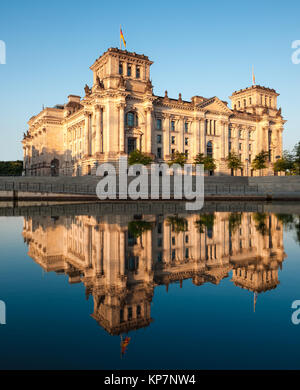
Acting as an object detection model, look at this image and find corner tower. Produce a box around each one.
[229,85,279,115]
[90,48,154,94]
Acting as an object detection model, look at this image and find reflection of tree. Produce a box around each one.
[128,220,153,238]
[195,214,215,233]
[228,213,242,234]
[166,216,188,232]
[276,214,295,231]
[275,214,300,247]
[253,213,269,236]
[293,216,300,246]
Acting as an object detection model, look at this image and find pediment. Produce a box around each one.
[197,97,233,115]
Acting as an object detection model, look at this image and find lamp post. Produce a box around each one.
[245,158,249,177]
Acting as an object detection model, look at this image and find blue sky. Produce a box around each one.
[0,0,300,160]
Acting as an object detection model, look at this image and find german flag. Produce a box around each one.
[120,27,126,49]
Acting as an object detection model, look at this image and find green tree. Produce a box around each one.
[225,152,243,176]
[0,161,23,176]
[251,151,269,175]
[292,142,300,175]
[168,151,187,167]
[128,150,153,166]
[194,153,216,172]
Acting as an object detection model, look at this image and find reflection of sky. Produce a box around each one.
[0,216,300,369]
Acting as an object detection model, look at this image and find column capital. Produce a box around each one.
[116,102,126,110]
[94,104,102,112]
[144,106,153,113]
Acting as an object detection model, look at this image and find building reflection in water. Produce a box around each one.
[22,211,286,338]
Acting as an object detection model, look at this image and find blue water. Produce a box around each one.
[0,208,300,370]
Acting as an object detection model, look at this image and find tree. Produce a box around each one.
[194,153,216,172]
[292,142,300,175]
[0,161,23,176]
[225,152,243,176]
[128,150,153,166]
[251,151,269,175]
[168,151,187,167]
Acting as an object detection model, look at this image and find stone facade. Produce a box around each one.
[22,48,285,177]
[23,212,285,335]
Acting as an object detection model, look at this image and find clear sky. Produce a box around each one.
[0,0,299,160]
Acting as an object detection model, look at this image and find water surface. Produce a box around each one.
[0,202,300,369]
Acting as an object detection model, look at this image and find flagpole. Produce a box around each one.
[120,25,121,50]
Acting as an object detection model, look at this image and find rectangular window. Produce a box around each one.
[156,118,162,130]
[128,307,132,321]
[119,62,123,75]
[171,148,175,155]
[228,127,232,138]
[185,248,189,259]
[172,250,176,260]
[171,136,176,144]
[185,122,188,132]
[239,143,242,151]
[127,64,132,77]
[157,134,162,144]
[249,143,251,151]
[249,97,252,105]
[229,141,232,152]
[157,147,162,159]
[171,121,175,131]
[157,238,162,247]
[185,137,188,146]
[157,222,162,234]
[185,235,189,243]
[157,251,163,262]
[185,149,188,157]
[239,130,242,138]
[136,66,140,79]
[172,237,175,246]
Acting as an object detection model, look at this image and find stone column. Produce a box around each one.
[200,119,206,154]
[95,105,101,155]
[84,112,90,156]
[119,231,125,276]
[178,118,184,153]
[119,104,125,153]
[145,107,152,154]
[221,121,228,159]
[163,115,170,159]
[235,125,240,154]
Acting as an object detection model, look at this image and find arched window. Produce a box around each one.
[126,111,138,127]
[207,141,213,157]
